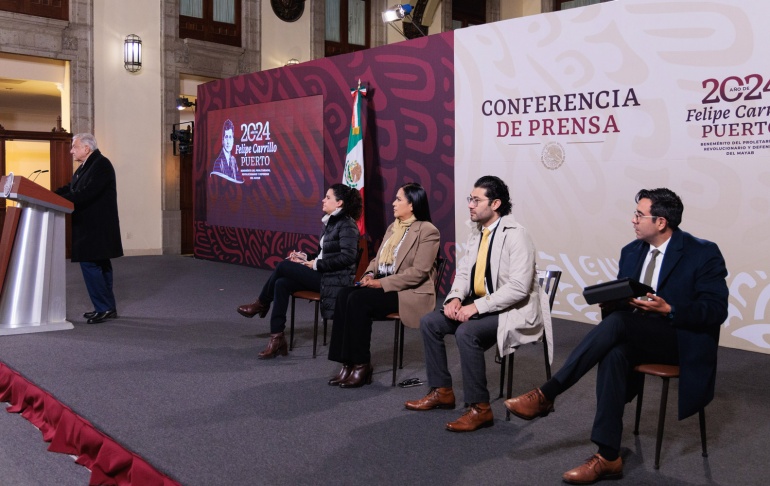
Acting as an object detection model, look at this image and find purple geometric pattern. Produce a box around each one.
[193,33,456,291]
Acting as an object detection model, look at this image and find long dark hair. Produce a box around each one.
[329,183,363,221]
[400,182,432,222]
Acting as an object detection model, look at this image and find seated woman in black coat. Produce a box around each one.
[327,183,440,387]
[237,184,362,359]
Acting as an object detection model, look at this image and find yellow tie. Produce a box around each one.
[474,228,491,297]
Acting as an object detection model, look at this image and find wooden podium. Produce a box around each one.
[0,174,74,335]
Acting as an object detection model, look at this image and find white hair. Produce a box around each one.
[73,133,98,151]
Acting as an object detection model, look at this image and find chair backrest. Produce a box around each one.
[538,270,562,311]
[353,246,365,280]
[434,255,447,295]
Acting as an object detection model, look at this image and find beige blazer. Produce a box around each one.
[445,215,550,358]
[365,221,440,328]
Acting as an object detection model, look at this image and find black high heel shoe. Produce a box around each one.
[339,364,373,388]
[328,364,353,386]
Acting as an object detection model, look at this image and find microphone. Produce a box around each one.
[31,170,49,182]
[28,169,42,178]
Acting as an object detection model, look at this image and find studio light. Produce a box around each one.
[381,4,413,23]
[176,97,196,111]
[381,4,426,38]
[123,34,142,73]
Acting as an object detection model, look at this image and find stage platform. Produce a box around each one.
[1,255,768,485]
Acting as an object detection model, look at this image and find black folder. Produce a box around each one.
[582,278,654,305]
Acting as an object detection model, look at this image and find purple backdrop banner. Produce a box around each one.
[193,33,456,289]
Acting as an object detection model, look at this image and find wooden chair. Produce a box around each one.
[632,363,708,469]
[386,255,447,386]
[288,247,363,358]
[498,269,561,420]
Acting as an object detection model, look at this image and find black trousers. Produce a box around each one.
[551,310,679,452]
[258,260,321,333]
[327,286,399,365]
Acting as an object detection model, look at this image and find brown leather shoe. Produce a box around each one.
[504,388,554,420]
[328,364,353,386]
[445,402,494,432]
[238,298,270,318]
[562,454,623,484]
[257,332,288,359]
[338,364,373,388]
[405,387,456,411]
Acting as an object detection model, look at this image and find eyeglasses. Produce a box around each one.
[466,197,491,207]
[632,211,658,222]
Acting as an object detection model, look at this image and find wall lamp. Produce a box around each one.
[124,34,142,73]
[381,4,426,38]
[177,97,196,110]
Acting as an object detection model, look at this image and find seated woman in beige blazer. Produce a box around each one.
[327,182,440,388]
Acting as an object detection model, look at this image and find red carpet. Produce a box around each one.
[0,361,179,486]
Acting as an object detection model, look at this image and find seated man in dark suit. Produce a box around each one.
[505,188,728,484]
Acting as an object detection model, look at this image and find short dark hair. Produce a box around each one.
[400,182,432,222]
[222,119,234,137]
[474,175,512,216]
[329,183,363,221]
[636,188,683,230]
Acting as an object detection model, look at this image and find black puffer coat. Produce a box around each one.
[314,213,360,318]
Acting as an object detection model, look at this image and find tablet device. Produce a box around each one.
[582,278,654,305]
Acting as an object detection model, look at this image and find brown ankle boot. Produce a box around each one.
[338,364,373,388]
[258,332,288,359]
[328,364,353,386]
[238,298,270,318]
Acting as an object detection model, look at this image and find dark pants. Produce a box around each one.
[420,310,498,404]
[80,260,116,313]
[258,260,321,333]
[550,310,679,453]
[327,286,399,365]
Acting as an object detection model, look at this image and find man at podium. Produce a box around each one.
[54,133,123,324]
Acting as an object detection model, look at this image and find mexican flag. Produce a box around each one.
[343,80,367,235]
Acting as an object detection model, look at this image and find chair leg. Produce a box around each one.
[633,375,646,435]
[505,354,515,421]
[498,359,505,399]
[322,318,328,346]
[699,409,708,457]
[311,301,319,358]
[392,319,401,386]
[653,377,671,470]
[542,340,552,380]
[289,296,296,351]
[398,322,405,369]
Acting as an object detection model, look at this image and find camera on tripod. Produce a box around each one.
[170,122,194,156]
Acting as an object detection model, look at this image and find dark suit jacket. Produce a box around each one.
[55,149,123,262]
[617,229,728,419]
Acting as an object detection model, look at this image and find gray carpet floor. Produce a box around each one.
[0,255,768,485]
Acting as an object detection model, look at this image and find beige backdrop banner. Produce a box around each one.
[454,0,770,354]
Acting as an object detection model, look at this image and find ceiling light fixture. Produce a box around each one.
[123,34,142,73]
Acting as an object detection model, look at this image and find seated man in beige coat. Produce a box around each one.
[405,175,548,432]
